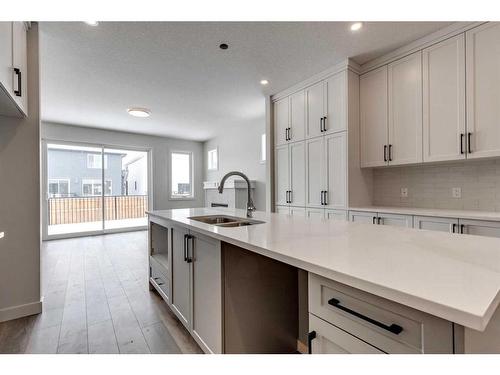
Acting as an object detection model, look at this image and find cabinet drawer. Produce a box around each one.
[150,262,170,303]
[308,273,453,353]
[309,314,383,354]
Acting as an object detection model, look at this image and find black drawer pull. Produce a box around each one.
[307,330,316,354]
[328,298,403,335]
[14,68,22,97]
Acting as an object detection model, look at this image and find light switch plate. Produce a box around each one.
[452,187,462,199]
[400,187,408,198]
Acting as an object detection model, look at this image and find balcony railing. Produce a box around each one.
[48,195,148,225]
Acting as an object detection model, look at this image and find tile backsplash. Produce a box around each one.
[372,159,500,212]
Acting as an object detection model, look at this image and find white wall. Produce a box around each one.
[42,122,205,212]
[0,24,41,322]
[203,117,267,211]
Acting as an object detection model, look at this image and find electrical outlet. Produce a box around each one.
[400,187,408,198]
[452,187,462,199]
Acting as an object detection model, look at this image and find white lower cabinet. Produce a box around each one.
[290,207,306,217]
[459,219,500,238]
[169,223,222,353]
[349,210,377,224]
[325,209,348,221]
[308,273,454,354]
[377,213,413,228]
[414,216,457,233]
[306,208,324,219]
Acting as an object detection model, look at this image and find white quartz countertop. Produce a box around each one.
[147,207,500,331]
[350,206,500,222]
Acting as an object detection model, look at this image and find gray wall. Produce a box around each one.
[47,149,123,196]
[203,117,267,211]
[42,122,205,211]
[0,25,41,321]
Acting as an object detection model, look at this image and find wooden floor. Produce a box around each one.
[0,231,203,354]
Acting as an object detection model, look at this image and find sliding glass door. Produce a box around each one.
[44,142,149,239]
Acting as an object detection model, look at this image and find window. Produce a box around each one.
[87,154,108,169]
[171,152,193,199]
[260,133,266,163]
[48,179,70,197]
[207,148,218,170]
[82,179,112,196]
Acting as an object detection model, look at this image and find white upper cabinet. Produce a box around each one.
[305,137,325,207]
[274,144,289,206]
[289,141,306,206]
[325,71,347,134]
[388,51,423,166]
[466,22,500,159]
[274,97,289,146]
[0,22,28,117]
[423,34,466,162]
[360,66,388,167]
[324,132,347,209]
[306,81,325,139]
[289,90,306,142]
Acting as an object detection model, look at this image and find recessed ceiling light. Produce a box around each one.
[350,22,363,31]
[260,79,269,86]
[219,43,229,50]
[84,21,99,26]
[127,108,151,118]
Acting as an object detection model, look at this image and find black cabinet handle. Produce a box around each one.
[323,190,328,206]
[384,145,387,162]
[388,144,393,161]
[460,224,465,234]
[372,216,376,224]
[452,223,457,233]
[186,235,194,263]
[307,331,316,354]
[468,132,472,153]
[460,133,464,154]
[288,127,292,141]
[183,234,189,261]
[14,68,21,97]
[289,190,293,204]
[323,116,327,132]
[377,217,382,225]
[320,117,324,132]
[328,298,403,335]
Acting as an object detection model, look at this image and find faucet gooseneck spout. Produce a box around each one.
[218,171,255,218]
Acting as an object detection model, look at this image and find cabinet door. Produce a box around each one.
[349,210,376,224]
[305,137,325,207]
[289,90,306,142]
[11,22,27,115]
[306,208,324,219]
[274,144,289,206]
[171,225,191,329]
[274,97,289,146]
[289,141,306,206]
[306,81,325,139]
[388,51,423,165]
[377,213,413,228]
[414,216,457,233]
[275,205,290,215]
[325,71,347,134]
[191,233,222,353]
[423,34,466,162]
[466,22,500,159]
[360,66,388,167]
[459,219,500,238]
[325,209,348,221]
[309,314,384,354]
[290,207,306,217]
[0,22,13,96]
[324,132,347,209]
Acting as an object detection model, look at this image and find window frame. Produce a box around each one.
[207,147,218,171]
[169,150,195,200]
[48,178,70,197]
[87,153,108,169]
[82,178,113,197]
[260,133,267,164]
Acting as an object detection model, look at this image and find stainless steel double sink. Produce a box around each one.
[188,215,264,228]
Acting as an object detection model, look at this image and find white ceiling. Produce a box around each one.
[40,22,452,141]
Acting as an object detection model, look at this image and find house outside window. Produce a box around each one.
[82,179,112,196]
[171,151,193,199]
[87,154,108,169]
[48,179,70,197]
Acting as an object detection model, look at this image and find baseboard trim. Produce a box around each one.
[0,299,42,323]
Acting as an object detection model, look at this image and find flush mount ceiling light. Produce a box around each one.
[127,107,151,118]
[260,79,269,85]
[84,21,99,26]
[350,22,363,31]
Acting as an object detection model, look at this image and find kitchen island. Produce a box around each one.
[147,207,500,354]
